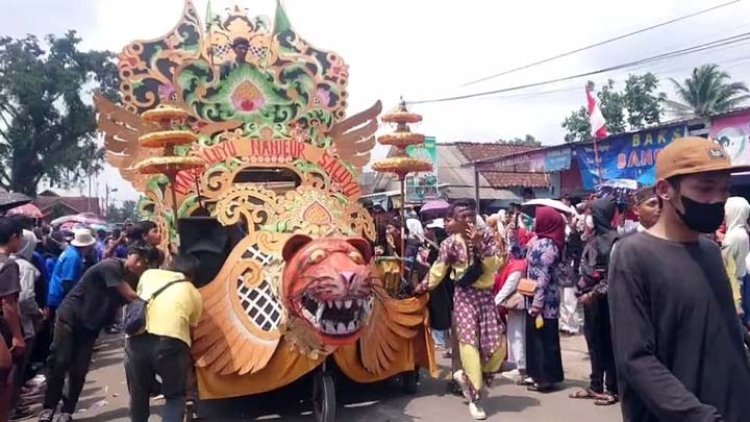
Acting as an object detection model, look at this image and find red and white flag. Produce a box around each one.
[586,86,608,140]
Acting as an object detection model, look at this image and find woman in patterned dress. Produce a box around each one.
[525,206,565,392]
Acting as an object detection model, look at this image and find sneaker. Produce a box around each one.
[37,409,54,422]
[58,413,74,422]
[469,402,487,420]
[500,368,520,381]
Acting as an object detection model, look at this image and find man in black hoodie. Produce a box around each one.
[571,198,619,406]
[609,137,750,422]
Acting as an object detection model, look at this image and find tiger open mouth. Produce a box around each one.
[297,292,373,338]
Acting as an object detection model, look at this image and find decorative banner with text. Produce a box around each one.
[575,124,686,189]
[405,136,439,203]
[710,110,750,166]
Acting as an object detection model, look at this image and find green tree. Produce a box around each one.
[496,134,542,147]
[106,203,121,223]
[106,199,138,223]
[120,199,138,221]
[0,32,119,196]
[562,106,591,143]
[598,80,627,134]
[625,73,666,129]
[668,64,750,119]
[562,74,665,143]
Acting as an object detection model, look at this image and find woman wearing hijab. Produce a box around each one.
[722,197,750,320]
[525,206,565,392]
[494,245,528,384]
[572,198,619,405]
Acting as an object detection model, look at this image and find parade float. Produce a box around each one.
[94,1,436,420]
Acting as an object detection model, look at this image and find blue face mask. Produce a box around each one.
[675,194,725,234]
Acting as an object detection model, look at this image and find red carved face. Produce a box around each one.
[281,235,375,346]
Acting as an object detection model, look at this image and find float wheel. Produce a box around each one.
[185,399,199,421]
[402,369,420,395]
[312,371,336,422]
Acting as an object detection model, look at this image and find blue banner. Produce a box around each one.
[544,148,572,172]
[575,124,687,189]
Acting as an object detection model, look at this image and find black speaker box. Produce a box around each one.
[178,217,231,288]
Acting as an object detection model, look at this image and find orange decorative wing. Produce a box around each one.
[192,235,284,376]
[356,287,427,375]
[93,93,157,191]
[330,100,382,169]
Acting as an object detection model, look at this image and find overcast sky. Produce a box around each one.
[4,0,750,202]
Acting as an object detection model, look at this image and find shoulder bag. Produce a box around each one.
[517,278,538,297]
[124,279,186,335]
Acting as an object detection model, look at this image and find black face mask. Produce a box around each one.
[675,195,725,234]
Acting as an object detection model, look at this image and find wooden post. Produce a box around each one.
[399,176,406,281]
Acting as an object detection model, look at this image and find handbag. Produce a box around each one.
[517,278,538,297]
[124,279,186,335]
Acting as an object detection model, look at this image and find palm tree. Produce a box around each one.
[668,64,750,119]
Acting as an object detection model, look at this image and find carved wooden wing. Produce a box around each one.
[356,287,427,375]
[93,92,157,191]
[192,235,283,376]
[330,101,382,169]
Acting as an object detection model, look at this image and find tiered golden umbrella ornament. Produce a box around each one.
[134,106,205,235]
[372,100,432,278]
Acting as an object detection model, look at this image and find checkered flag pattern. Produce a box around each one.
[213,44,231,61]
[238,279,282,332]
[248,43,267,60]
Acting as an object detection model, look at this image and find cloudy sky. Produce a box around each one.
[4,0,750,202]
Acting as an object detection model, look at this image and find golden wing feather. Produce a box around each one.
[94,92,158,190]
[330,100,382,169]
[192,236,282,376]
[356,288,428,375]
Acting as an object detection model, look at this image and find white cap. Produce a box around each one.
[70,228,96,248]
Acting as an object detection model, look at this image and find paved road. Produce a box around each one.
[23,333,621,421]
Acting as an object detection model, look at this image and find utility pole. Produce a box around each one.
[104,186,118,219]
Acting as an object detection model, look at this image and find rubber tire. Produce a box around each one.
[313,372,336,422]
[185,399,198,422]
[402,369,419,395]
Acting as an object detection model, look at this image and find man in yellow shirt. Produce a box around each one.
[124,253,203,422]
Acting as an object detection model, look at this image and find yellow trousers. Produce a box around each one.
[459,339,506,393]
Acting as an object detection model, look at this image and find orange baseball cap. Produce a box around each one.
[655,136,750,180]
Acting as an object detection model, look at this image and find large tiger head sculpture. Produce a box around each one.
[281,235,375,346]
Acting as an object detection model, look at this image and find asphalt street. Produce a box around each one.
[21,333,621,421]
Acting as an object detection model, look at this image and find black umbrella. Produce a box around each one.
[0,189,32,215]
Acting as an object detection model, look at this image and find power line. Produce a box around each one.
[407,32,750,105]
[462,0,742,87]
[469,52,750,104]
